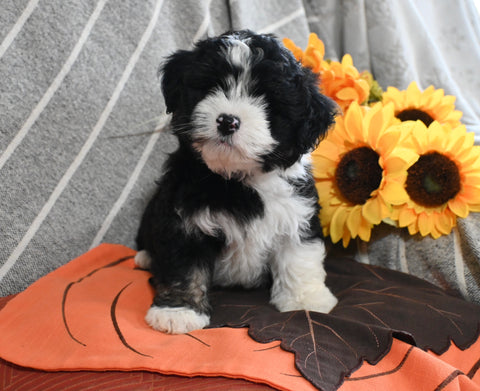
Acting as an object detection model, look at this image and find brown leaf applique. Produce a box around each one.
[208,257,480,391]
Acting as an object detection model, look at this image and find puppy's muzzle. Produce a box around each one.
[216,114,241,136]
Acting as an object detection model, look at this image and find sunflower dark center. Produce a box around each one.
[335,147,382,205]
[406,152,461,207]
[396,109,434,126]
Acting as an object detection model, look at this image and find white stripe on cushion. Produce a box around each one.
[90,8,216,248]
[0,0,40,59]
[0,0,165,283]
[0,0,108,172]
[398,235,409,274]
[89,116,171,249]
[453,227,469,299]
[193,0,213,41]
[259,8,305,34]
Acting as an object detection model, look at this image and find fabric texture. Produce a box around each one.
[0,244,479,391]
[0,245,312,391]
[0,358,275,391]
[0,0,312,296]
[304,0,480,139]
[349,213,480,305]
[2,0,480,297]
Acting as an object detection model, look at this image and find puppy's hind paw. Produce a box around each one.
[134,250,152,270]
[145,306,210,334]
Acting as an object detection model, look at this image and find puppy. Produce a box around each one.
[135,30,338,334]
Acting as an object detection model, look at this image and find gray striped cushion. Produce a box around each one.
[0,0,310,295]
[355,214,480,304]
[2,0,480,305]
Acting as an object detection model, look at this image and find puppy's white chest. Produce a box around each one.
[190,167,315,288]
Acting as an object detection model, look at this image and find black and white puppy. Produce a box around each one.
[135,30,338,334]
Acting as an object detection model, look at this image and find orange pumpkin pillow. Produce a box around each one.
[0,244,479,391]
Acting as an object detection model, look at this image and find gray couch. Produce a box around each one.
[2,0,480,300]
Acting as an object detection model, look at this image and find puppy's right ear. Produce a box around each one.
[160,50,193,114]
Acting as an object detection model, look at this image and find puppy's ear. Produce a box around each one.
[297,69,337,153]
[160,50,193,114]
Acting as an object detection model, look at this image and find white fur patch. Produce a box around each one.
[226,40,251,67]
[270,239,338,313]
[188,159,323,291]
[192,90,275,178]
[145,306,210,334]
[134,250,152,269]
[186,158,337,314]
[191,38,276,178]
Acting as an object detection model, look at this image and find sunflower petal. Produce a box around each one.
[418,212,434,236]
[430,225,442,239]
[342,233,352,248]
[445,133,468,155]
[384,86,403,105]
[346,206,362,238]
[341,53,354,67]
[312,153,337,174]
[282,38,303,61]
[436,211,454,235]
[313,141,340,162]
[330,206,348,243]
[398,207,417,227]
[410,121,429,153]
[381,181,409,205]
[448,197,469,218]
[362,198,383,225]
[448,110,463,123]
[383,151,418,175]
[365,104,386,147]
[379,130,402,156]
[421,86,440,106]
[307,33,325,58]
[407,221,419,236]
[357,218,372,242]
[336,87,359,101]
[469,203,480,212]
[343,102,364,141]
[406,81,421,107]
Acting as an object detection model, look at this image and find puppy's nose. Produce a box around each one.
[216,114,240,136]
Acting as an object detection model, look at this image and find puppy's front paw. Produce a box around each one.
[297,286,338,313]
[145,306,210,334]
[272,285,338,314]
[134,250,152,269]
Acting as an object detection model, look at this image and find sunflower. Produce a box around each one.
[391,120,480,238]
[283,33,370,112]
[312,102,417,246]
[383,81,463,128]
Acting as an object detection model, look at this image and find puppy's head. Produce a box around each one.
[162,30,336,178]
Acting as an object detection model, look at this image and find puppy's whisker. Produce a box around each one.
[171,128,192,136]
[107,130,159,139]
[106,115,172,139]
[105,115,168,139]
[170,124,195,135]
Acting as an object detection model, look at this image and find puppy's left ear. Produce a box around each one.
[160,50,193,114]
[297,69,337,153]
